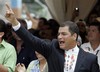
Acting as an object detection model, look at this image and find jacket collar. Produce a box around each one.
[74,48,85,72]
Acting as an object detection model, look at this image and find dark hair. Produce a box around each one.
[0,19,8,39]
[39,17,48,25]
[5,22,14,41]
[89,21,100,32]
[0,19,7,32]
[60,21,79,40]
[48,19,59,37]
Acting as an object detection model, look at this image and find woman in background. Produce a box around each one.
[15,51,48,72]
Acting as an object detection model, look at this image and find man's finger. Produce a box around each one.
[5,3,14,15]
[6,3,11,10]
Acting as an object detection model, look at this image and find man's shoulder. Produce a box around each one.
[80,48,97,59]
[81,42,90,47]
[81,42,90,50]
[3,40,15,51]
[5,41,15,48]
[51,39,60,48]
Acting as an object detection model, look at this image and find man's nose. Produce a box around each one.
[58,34,63,39]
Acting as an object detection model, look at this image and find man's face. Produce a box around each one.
[57,26,76,50]
[88,26,100,41]
[77,22,86,32]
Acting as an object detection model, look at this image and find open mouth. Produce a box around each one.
[59,41,65,45]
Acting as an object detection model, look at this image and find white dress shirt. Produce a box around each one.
[13,22,21,31]
[81,42,100,67]
[64,45,79,72]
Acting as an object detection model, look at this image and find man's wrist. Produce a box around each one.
[11,19,19,26]
[13,22,21,31]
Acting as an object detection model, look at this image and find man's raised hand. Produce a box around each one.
[5,3,19,26]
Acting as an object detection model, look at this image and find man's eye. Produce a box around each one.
[62,33,67,35]
[57,33,67,36]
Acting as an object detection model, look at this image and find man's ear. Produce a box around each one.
[0,32,4,38]
[72,33,77,40]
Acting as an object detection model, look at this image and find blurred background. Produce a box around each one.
[0,0,100,24]
[0,0,52,20]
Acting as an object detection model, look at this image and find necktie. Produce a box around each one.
[64,52,75,72]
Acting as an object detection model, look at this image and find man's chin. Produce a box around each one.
[59,46,65,50]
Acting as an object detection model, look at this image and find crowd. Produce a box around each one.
[0,3,100,72]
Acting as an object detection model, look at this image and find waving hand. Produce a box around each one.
[5,3,19,26]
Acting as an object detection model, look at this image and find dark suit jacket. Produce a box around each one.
[16,26,99,72]
[9,35,37,68]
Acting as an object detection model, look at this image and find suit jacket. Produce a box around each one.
[16,26,99,72]
[9,35,37,68]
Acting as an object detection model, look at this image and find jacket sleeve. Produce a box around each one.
[15,26,53,58]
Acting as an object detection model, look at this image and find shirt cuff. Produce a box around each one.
[12,23,21,31]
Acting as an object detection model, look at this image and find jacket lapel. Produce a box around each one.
[74,48,85,72]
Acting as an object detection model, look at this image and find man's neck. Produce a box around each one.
[66,42,77,51]
[90,41,100,50]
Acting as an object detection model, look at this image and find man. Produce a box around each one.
[75,19,88,44]
[0,19,17,72]
[10,19,36,68]
[5,4,99,72]
[81,21,100,67]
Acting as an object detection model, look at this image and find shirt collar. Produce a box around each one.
[65,45,79,54]
[88,42,100,51]
[95,44,100,51]
[0,39,6,48]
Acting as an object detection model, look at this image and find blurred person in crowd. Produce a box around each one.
[25,8,59,41]
[96,17,100,22]
[0,19,16,72]
[47,19,59,39]
[76,19,88,43]
[28,17,59,41]
[77,35,82,47]
[81,21,100,67]
[9,18,36,68]
[71,8,79,22]
[25,9,58,40]
[38,18,59,41]
[4,22,13,42]
[15,51,48,72]
[87,12,98,25]
[28,17,51,41]
[5,4,99,72]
